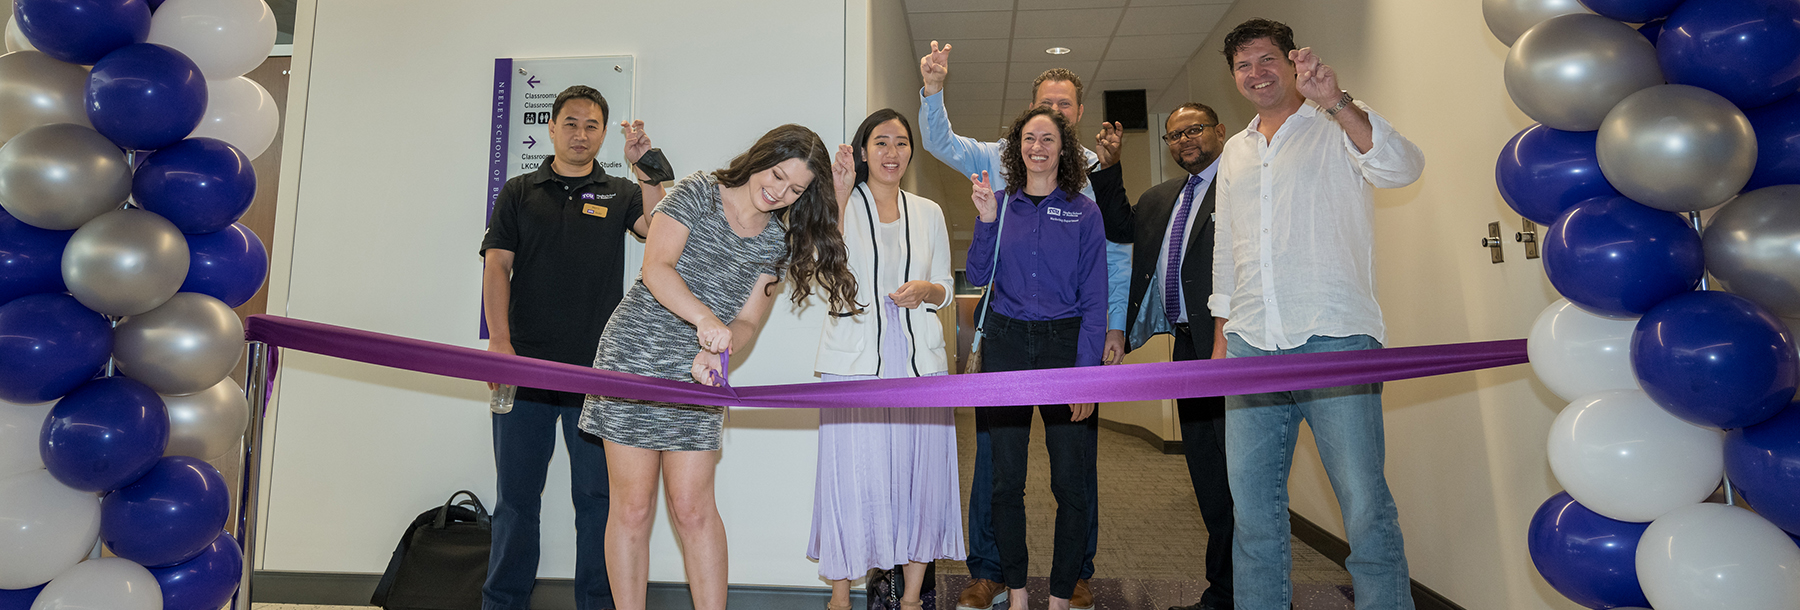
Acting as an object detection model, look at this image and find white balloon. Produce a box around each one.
[1528,299,1641,402]
[1638,503,1800,610]
[0,398,54,477]
[4,15,36,53]
[191,76,279,160]
[27,557,162,610]
[0,470,101,590]
[146,0,277,80]
[1547,390,1723,523]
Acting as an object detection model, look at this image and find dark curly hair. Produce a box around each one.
[1223,18,1297,69]
[713,124,859,313]
[999,106,1086,198]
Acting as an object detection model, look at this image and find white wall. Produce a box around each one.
[260,0,857,588]
[1156,1,1572,608]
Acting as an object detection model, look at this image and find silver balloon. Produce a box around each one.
[1482,0,1592,46]
[0,123,131,230]
[0,51,90,144]
[161,377,247,461]
[62,209,190,316]
[1598,85,1756,212]
[1704,185,1800,317]
[114,292,244,396]
[1504,13,1663,132]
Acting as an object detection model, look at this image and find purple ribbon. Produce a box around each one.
[243,314,1528,409]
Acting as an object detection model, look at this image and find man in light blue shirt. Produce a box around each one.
[918,41,1130,610]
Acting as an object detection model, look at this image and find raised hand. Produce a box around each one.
[969,170,997,223]
[1289,47,1341,106]
[620,120,651,164]
[832,143,856,206]
[920,40,952,97]
[1094,121,1124,168]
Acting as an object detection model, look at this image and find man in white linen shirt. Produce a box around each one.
[1206,19,1425,610]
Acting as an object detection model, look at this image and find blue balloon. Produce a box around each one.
[1632,291,1799,428]
[1541,196,1703,317]
[0,584,43,610]
[0,293,111,404]
[1744,92,1800,191]
[101,456,230,567]
[182,223,268,308]
[1581,0,1685,23]
[1639,19,1665,46]
[1658,0,1800,109]
[12,0,150,65]
[145,0,166,10]
[149,532,243,610]
[85,43,206,151]
[134,138,256,233]
[40,376,168,492]
[0,207,73,307]
[1528,492,1651,609]
[1725,401,1800,535]
[1497,125,1623,225]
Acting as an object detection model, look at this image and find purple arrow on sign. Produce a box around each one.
[526,76,540,88]
[523,136,536,148]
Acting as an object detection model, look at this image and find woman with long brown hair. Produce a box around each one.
[964,105,1107,610]
[580,124,858,610]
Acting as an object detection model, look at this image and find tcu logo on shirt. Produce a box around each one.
[581,193,597,200]
[1047,207,1082,222]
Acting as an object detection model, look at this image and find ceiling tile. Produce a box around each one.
[1116,4,1230,36]
[1007,60,1100,86]
[905,0,1014,12]
[1013,8,1124,39]
[1011,36,1111,63]
[1105,34,1202,61]
[1094,57,1187,82]
[1016,0,1127,9]
[951,61,1010,84]
[915,38,1012,64]
[942,81,1007,100]
[941,98,1005,118]
[908,11,1014,41]
[1127,0,1237,6]
[1092,78,1177,93]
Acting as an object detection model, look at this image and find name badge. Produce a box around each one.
[582,203,608,217]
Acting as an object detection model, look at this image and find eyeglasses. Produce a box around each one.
[1161,123,1218,143]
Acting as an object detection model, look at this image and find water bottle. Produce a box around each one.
[489,384,516,414]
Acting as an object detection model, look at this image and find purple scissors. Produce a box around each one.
[707,347,730,388]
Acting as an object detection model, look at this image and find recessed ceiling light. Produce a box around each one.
[1046,47,1071,55]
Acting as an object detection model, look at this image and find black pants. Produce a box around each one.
[1173,323,1234,606]
[979,312,1095,599]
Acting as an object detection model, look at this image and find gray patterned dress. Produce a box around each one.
[580,172,787,451]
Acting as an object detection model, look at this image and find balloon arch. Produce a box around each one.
[1489,0,1800,608]
[0,0,277,609]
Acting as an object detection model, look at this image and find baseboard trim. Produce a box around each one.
[251,570,853,610]
[1096,417,1182,455]
[1287,512,1466,610]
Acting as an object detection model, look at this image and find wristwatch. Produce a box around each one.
[1325,91,1354,116]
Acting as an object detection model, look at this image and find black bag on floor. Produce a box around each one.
[371,490,492,610]
[867,561,937,610]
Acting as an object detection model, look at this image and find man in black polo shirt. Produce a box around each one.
[478,85,664,610]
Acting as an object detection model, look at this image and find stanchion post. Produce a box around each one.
[235,341,272,610]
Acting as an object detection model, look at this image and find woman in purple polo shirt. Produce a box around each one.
[964,105,1107,610]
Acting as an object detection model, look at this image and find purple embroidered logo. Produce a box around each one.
[581,193,597,200]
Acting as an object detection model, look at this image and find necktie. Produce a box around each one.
[1165,174,1203,325]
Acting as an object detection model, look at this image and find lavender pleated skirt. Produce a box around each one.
[807,373,966,580]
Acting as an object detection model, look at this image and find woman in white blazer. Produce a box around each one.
[806,108,962,610]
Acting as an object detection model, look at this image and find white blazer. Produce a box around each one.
[815,184,955,376]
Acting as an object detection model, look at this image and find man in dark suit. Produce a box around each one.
[1090,102,1233,610]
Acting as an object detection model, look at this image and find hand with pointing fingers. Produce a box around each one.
[620,120,651,164]
[1289,47,1342,107]
[969,171,997,223]
[1094,121,1124,168]
[832,144,856,207]
[920,40,953,97]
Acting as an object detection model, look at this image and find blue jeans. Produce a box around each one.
[485,398,613,610]
[1224,334,1411,610]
